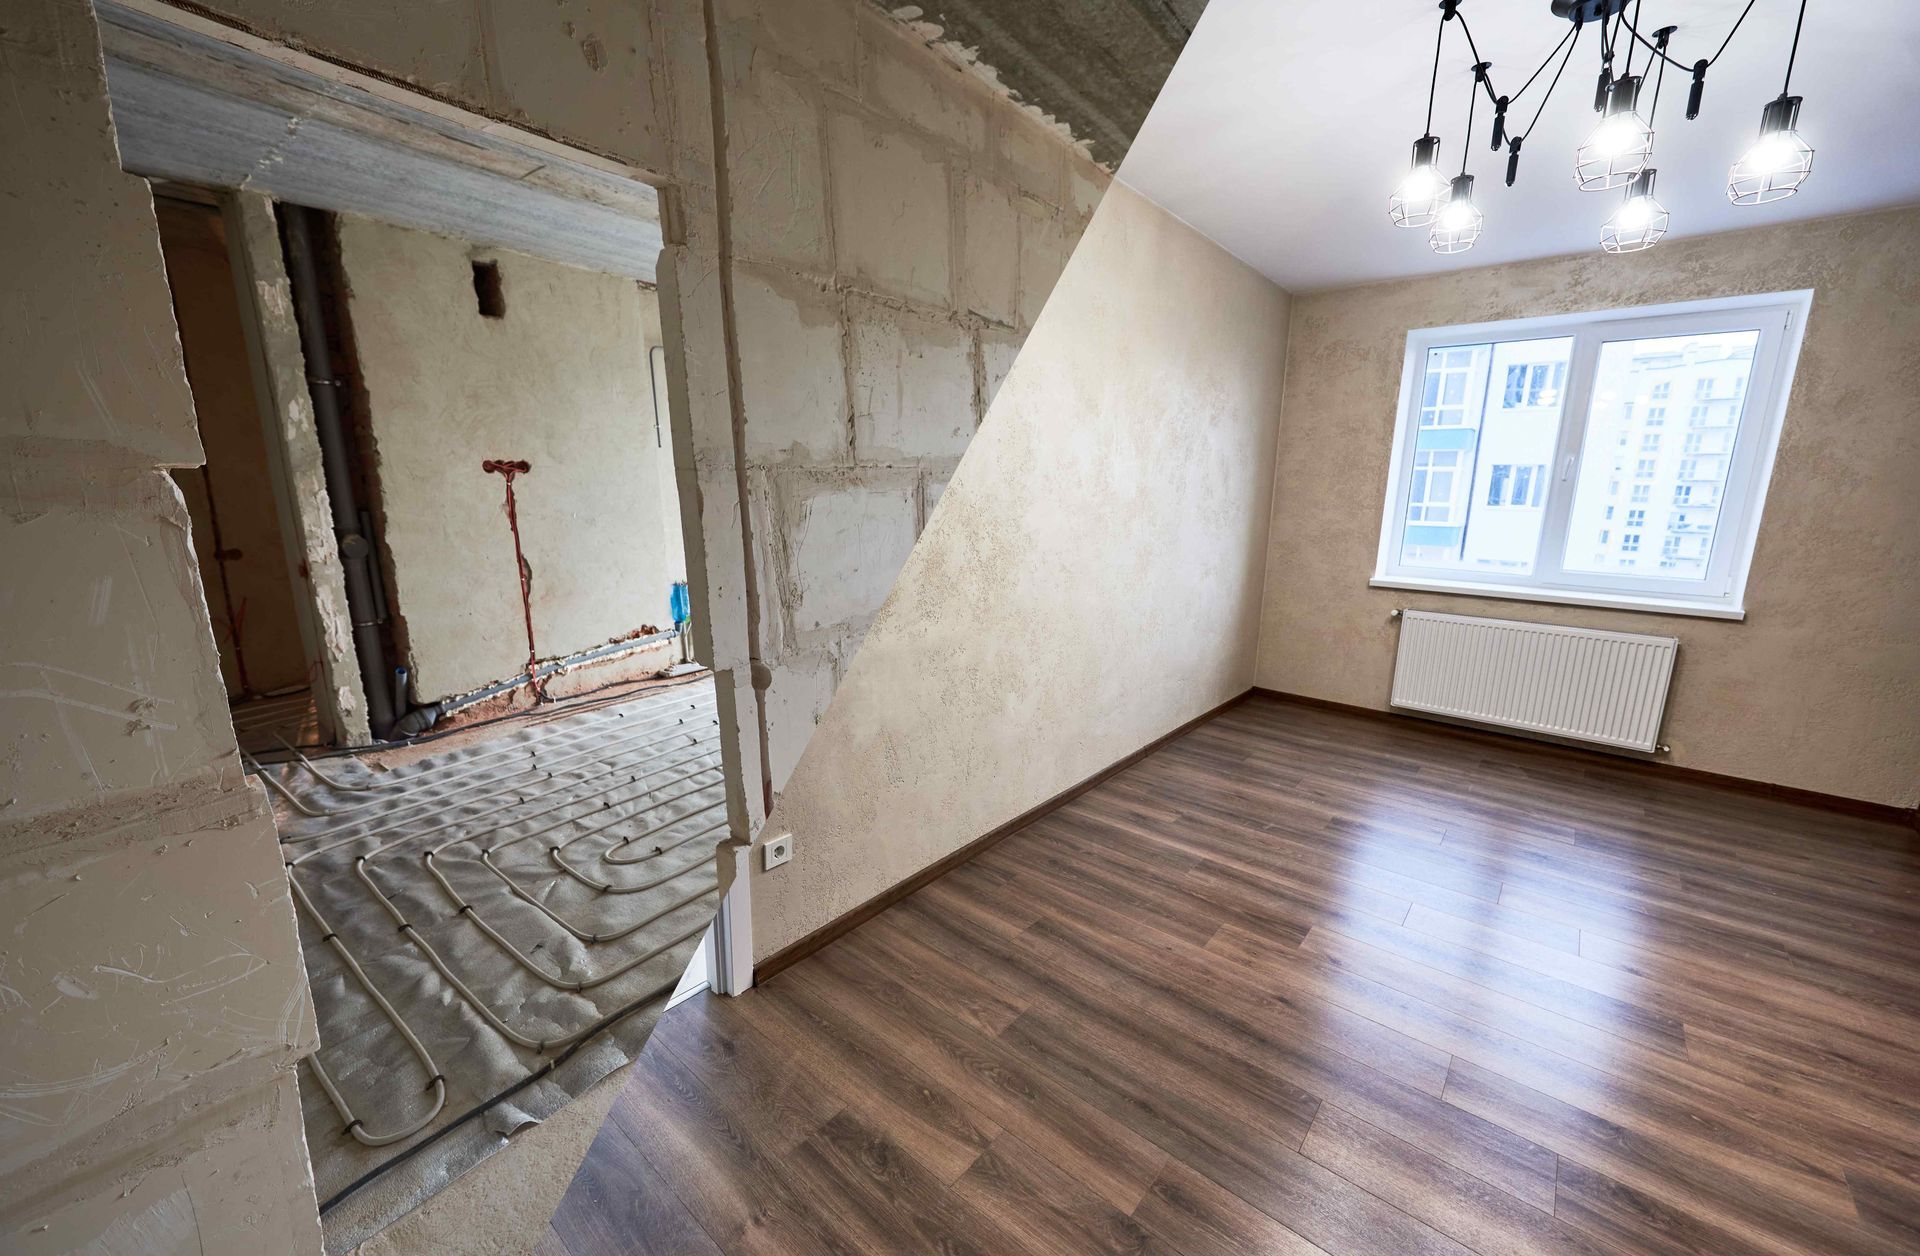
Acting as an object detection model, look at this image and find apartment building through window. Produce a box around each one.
[1375,294,1807,617]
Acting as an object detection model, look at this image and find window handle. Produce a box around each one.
[1561,455,1575,481]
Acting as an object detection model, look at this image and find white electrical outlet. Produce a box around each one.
[762,833,793,870]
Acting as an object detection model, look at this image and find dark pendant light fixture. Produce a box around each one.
[1391,2,1458,228]
[1729,0,1814,204]
[1386,0,1816,257]
[1599,24,1675,251]
[1575,73,1652,189]
[1430,59,1490,253]
[1431,174,1485,253]
[1391,136,1449,227]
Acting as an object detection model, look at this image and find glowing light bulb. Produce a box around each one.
[1587,113,1642,160]
[1428,174,1482,255]
[1389,136,1447,227]
[1729,97,1813,204]
[1399,166,1443,200]
[1600,169,1669,254]
[1615,197,1652,230]
[1576,76,1653,191]
[1744,132,1798,173]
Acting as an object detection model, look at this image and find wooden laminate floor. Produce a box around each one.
[539,695,1920,1255]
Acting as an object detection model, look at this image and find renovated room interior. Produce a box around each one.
[3,0,1917,1253]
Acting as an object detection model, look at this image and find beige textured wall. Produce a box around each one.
[753,182,1291,958]
[1257,207,1920,809]
[0,1,320,1250]
[337,217,685,702]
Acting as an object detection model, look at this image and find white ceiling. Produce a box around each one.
[1119,0,1920,292]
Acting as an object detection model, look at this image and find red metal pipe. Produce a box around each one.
[482,458,543,702]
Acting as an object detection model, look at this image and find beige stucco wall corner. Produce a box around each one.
[749,182,1292,958]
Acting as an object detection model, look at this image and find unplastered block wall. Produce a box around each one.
[1256,206,1920,809]
[0,1,319,1250]
[167,0,1105,825]
[713,0,1109,793]
[753,182,1291,958]
[157,0,773,854]
[336,216,686,703]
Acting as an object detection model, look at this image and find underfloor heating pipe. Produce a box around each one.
[256,699,708,826]
[292,714,718,1162]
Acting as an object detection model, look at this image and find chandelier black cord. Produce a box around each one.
[1451,5,1580,113]
[1517,20,1584,143]
[1425,1,1450,134]
[1451,10,1497,105]
[1620,0,1640,78]
[1435,0,1766,148]
[1511,23,1578,102]
[1621,0,1758,72]
[1461,62,1483,174]
[1647,25,1673,121]
[1780,0,1808,94]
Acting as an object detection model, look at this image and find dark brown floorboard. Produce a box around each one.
[541,696,1920,1254]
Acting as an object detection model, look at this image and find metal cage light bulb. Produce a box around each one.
[1600,168,1670,253]
[1575,74,1653,190]
[1389,136,1448,227]
[1728,94,1813,204]
[1429,174,1483,254]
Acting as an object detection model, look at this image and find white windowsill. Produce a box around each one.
[1368,576,1747,621]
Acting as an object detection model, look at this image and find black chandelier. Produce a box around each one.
[1389,0,1815,256]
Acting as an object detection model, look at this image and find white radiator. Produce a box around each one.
[1389,610,1677,753]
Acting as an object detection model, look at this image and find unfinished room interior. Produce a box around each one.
[3,0,1917,1251]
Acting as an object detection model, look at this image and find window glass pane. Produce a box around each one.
[1399,337,1572,574]
[1562,330,1759,580]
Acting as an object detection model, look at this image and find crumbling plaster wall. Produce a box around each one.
[0,1,320,1251]
[753,181,1291,958]
[713,0,1108,795]
[334,216,687,704]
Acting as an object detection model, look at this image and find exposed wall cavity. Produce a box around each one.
[333,216,687,705]
[882,0,1207,168]
[714,0,1111,797]
[1255,206,1920,810]
[753,182,1292,958]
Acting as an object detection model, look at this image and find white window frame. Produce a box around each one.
[1372,290,1811,621]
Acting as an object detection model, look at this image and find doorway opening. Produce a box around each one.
[106,3,751,1246]
[153,188,323,751]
